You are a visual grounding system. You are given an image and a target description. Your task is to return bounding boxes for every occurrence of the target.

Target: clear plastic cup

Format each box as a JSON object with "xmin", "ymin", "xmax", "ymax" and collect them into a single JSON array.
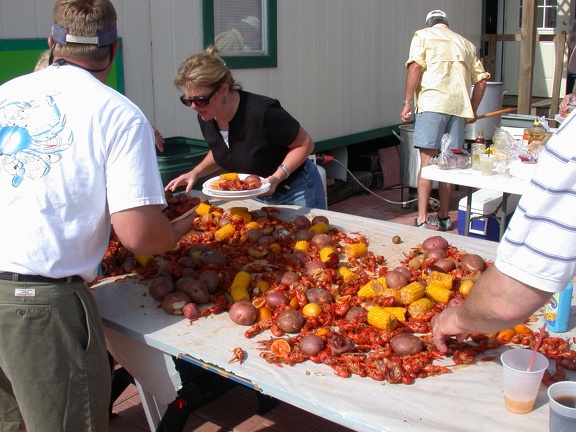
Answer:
[
  {"xmin": 471, "ymin": 143, "xmax": 486, "ymax": 170},
  {"xmin": 501, "ymin": 349, "xmax": 549, "ymax": 414},
  {"xmin": 548, "ymin": 381, "xmax": 576, "ymax": 431},
  {"xmin": 480, "ymin": 154, "xmax": 495, "ymax": 176}
]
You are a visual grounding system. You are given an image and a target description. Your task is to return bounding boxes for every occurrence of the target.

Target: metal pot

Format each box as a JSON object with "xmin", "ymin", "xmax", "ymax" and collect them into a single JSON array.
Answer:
[{"xmin": 464, "ymin": 82, "xmax": 507, "ymax": 141}]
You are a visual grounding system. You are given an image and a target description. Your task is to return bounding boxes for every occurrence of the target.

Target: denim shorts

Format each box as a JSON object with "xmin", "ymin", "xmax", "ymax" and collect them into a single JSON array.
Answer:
[
  {"xmin": 413, "ymin": 112, "xmax": 465, "ymax": 150},
  {"xmin": 256, "ymin": 158, "xmax": 327, "ymax": 209},
  {"xmin": 0, "ymin": 280, "xmax": 110, "ymax": 431}
]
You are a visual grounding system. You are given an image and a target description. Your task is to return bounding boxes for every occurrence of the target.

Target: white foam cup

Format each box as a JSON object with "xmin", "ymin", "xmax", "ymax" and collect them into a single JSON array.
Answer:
[{"xmin": 548, "ymin": 381, "xmax": 576, "ymax": 431}]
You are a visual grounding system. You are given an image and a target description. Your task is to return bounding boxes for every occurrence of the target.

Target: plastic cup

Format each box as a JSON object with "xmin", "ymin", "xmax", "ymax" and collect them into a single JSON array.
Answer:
[
  {"xmin": 471, "ymin": 143, "xmax": 486, "ymax": 170},
  {"xmin": 501, "ymin": 349, "xmax": 549, "ymax": 414},
  {"xmin": 480, "ymin": 154, "xmax": 495, "ymax": 176},
  {"xmin": 548, "ymin": 381, "xmax": 576, "ymax": 431}
]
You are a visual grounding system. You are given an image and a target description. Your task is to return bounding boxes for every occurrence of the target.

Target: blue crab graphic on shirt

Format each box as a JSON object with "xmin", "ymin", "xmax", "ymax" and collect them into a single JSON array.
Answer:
[{"xmin": 0, "ymin": 95, "xmax": 72, "ymax": 187}]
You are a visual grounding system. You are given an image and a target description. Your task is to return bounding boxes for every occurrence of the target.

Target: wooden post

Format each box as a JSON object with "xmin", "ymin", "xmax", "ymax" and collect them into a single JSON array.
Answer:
[
  {"xmin": 517, "ymin": 0, "xmax": 537, "ymax": 115},
  {"xmin": 551, "ymin": 32, "xmax": 567, "ymax": 118}
]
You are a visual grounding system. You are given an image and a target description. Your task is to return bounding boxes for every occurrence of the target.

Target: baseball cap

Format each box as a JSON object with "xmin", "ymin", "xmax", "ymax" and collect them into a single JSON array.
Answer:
[
  {"xmin": 426, "ymin": 10, "xmax": 448, "ymax": 22},
  {"xmin": 241, "ymin": 16, "xmax": 261, "ymax": 35}
]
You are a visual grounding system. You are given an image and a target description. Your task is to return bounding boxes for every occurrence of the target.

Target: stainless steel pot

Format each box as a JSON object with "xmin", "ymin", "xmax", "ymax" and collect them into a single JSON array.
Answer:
[{"xmin": 464, "ymin": 82, "xmax": 507, "ymax": 141}]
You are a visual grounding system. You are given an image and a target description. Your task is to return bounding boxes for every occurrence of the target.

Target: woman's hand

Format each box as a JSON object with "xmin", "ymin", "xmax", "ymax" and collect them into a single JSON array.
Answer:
[
  {"xmin": 164, "ymin": 170, "xmax": 198, "ymax": 193},
  {"xmin": 260, "ymin": 174, "xmax": 282, "ymax": 196}
]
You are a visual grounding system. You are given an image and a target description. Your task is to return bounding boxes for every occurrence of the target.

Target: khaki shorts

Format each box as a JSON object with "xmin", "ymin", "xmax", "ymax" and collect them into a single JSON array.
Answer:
[{"xmin": 0, "ymin": 280, "xmax": 110, "ymax": 432}]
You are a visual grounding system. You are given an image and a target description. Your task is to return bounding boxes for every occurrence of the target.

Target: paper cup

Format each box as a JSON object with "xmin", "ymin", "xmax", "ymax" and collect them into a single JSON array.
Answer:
[
  {"xmin": 501, "ymin": 349, "xmax": 549, "ymax": 414},
  {"xmin": 548, "ymin": 381, "xmax": 576, "ymax": 431},
  {"xmin": 480, "ymin": 154, "xmax": 495, "ymax": 176}
]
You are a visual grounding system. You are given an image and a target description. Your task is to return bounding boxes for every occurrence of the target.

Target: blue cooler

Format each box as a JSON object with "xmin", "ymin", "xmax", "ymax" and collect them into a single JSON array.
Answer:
[{"xmin": 457, "ymin": 189, "xmax": 520, "ymax": 242}]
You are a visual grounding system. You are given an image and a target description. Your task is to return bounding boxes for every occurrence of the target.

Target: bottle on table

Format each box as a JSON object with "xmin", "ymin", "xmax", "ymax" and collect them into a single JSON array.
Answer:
[
  {"xmin": 474, "ymin": 131, "xmax": 486, "ymax": 144},
  {"xmin": 522, "ymin": 121, "xmax": 546, "ymax": 150},
  {"xmin": 471, "ymin": 131, "xmax": 486, "ymax": 170}
]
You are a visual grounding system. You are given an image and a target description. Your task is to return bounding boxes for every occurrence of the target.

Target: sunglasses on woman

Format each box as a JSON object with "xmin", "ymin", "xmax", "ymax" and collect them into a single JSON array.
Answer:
[{"xmin": 180, "ymin": 87, "xmax": 219, "ymax": 108}]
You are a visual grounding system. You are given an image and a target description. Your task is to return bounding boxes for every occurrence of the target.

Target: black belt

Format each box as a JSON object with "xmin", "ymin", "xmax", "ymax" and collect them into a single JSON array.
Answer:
[{"xmin": 0, "ymin": 272, "xmax": 83, "ymax": 284}]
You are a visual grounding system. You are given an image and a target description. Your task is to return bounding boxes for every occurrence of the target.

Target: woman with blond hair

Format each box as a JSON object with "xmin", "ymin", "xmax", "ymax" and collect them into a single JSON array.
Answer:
[{"xmin": 165, "ymin": 45, "xmax": 326, "ymax": 209}]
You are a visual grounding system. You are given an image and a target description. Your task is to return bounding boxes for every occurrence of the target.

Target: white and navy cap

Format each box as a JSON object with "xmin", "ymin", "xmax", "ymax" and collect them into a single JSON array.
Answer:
[
  {"xmin": 51, "ymin": 24, "xmax": 117, "ymax": 47},
  {"xmin": 425, "ymin": 10, "xmax": 448, "ymax": 23}
]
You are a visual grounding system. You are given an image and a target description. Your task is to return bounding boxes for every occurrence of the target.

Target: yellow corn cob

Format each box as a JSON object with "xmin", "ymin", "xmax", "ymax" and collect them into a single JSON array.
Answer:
[
  {"xmin": 381, "ymin": 307, "xmax": 407, "ymax": 324},
  {"xmin": 344, "ymin": 243, "xmax": 368, "ymax": 258},
  {"xmin": 380, "ymin": 288, "xmax": 401, "ymax": 303},
  {"xmin": 399, "ymin": 281, "xmax": 425, "ymax": 305},
  {"xmin": 367, "ymin": 306, "xmax": 398, "ymax": 331},
  {"xmin": 426, "ymin": 271, "xmax": 454, "ymax": 289},
  {"xmin": 232, "ymin": 211, "xmax": 252, "ymax": 223},
  {"xmin": 357, "ymin": 277, "xmax": 387, "ymax": 297},
  {"xmin": 459, "ymin": 279, "xmax": 474, "ymax": 296},
  {"xmin": 254, "ymin": 279, "xmax": 270, "ymax": 294},
  {"xmin": 293, "ymin": 240, "xmax": 310, "ymax": 253},
  {"xmin": 220, "ymin": 172, "xmax": 239, "ymax": 180},
  {"xmin": 214, "ymin": 224, "xmax": 235, "ymax": 241},
  {"xmin": 268, "ymin": 243, "xmax": 281, "ymax": 253},
  {"xmin": 212, "ymin": 210, "xmax": 222, "ymax": 217},
  {"xmin": 407, "ymin": 297, "xmax": 436, "ymax": 319},
  {"xmin": 309, "ymin": 221, "xmax": 329, "ymax": 235},
  {"xmin": 195, "ymin": 202, "xmax": 212, "ymax": 216},
  {"xmin": 135, "ymin": 255, "xmax": 155, "ymax": 268},
  {"xmin": 338, "ymin": 266, "xmax": 357, "ymax": 283},
  {"xmin": 425, "ymin": 281, "xmax": 452, "ymax": 304},
  {"xmin": 229, "ymin": 206, "xmax": 249, "ymax": 215},
  {"xmin": 230, "ymin": 270, "xmax": 251, "ymax": 302},
  {"xmin": 319, "ymin": 246, "xmax": 338, "ymax": 262},
  {"xmin": 245, "ymin": 221, "xmax": 260, "ymax": 230}
]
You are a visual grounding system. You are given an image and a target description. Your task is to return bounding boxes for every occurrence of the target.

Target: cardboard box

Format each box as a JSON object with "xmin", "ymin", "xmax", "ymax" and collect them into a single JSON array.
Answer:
[{"xmin": 457, "ymin": 189, "xmax": 520, "ymax": 241}]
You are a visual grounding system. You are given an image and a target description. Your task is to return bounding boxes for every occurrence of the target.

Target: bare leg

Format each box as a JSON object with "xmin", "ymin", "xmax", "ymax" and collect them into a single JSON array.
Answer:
[
  {"xmin": 437, "ymin": 181, "xmax": 453, "ymax": 220},
  {"xmin": 416, "ymin": 149, "xmax": 438, "ymax": 225}
]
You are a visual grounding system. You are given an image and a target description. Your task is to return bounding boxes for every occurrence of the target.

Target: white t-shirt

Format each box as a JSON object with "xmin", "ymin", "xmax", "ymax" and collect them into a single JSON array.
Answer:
[{"xmin": 0, "ymin": 64, "xmax": 166, "ymax": 281}]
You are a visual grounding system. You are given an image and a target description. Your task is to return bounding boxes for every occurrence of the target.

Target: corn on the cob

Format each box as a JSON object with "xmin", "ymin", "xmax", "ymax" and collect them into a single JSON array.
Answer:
[
  {"xmin": 232, "ymin": 211, "xmax": 252, "ymax": 223},
  {"xmin": 407, "ymin": 297, "xmax": 436, "ymax": 319},
  {"xmin": 220, "ymin": 172, "xmax": 239, "ymax": 180},
  {"xmin": 381, "ymin": 307, "xmax": 407, "ymax": 323},
  {"xmin": 399, "ymin": 281, "xmax": 425, "ymax": 305},
  {"xmin": 309, "ymin": 221, "xmax": 329, "ymax": 235},
  {"xmin": 230, "ymin": 270, "xmax": 251, "ymax": 302},
  {"xmin": 228, "ymin": 206, "xmax": 249, "ymax": 215},
  {"xmin": 357, "ymin": 277, "xmax": 387, "ymax": 298},
  {"xmin": 319, "ymin": 246, "xmax": 338, "ymax": 262},
  {"xmin": 344, "ymin": 243, "xmax": 368, "ymax": 258},
  {"xmin": 254, "ymin": 279, "xmax": 270, "ymax": 294},
  {"xmin": 459, "ymin": 280, "xmax": 474, "ymax": 296},
  {"xmin": 380, "ymin": 288, "xmax": 402, "ymax": 303},
  {"xmin": 245, "ymin": 221, "xmax": 260, "ymax": 230},
  {"xmin": 338, "ymin": 266, "xmax": 357, "ymax": 283},
  {"xmin": 293, "ymin": 240, "xmax": 310, "ymax": 253},
  {"xmin": 367, "ymin": 306, "xmax": 398, "ymax": 330},
  {"xmin": 214, "ymin": 224, "xmax": 235, "ymax": 241},
  {"xmin": 426, "ymin": 271, "xmax": 454, "ymax": 289},
  {"xmin": 195, "ymin": 202, "xmax": 212, "ymax": 216},
  {"xmin": 425, "ymin": 281, "xmax": 452, "ymax": 304},
  {"xmin": 135, "ymin": 255, "xmax": 155, "ymax": 268}
]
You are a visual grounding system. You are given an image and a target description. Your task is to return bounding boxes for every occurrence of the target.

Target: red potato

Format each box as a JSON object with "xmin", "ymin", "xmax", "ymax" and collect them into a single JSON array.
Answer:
[
  {"xmin": 245, "ymin": 174, "xmax": 262, "ymax": 187},
  {"xmin": 311, "ymin": 215, "xmax": 329, "ymax": 225},
  {"xmin": 218, "ymin": 217, "xmax": 232, "ymax": 227},
  {"xmin": 179, "ymin": 279, "xmax": 210, "ymax": 304},
  {"xmin": 393, "ymin": 266, "xmax": 413, "ymax": 279},
  {"xmin": 278, "ymin": 271, "xmax": 299, "ymax": 285},
  {"xmin": 299, "ymin": 334, "xmax": 325, "ymax": 356},
  {"xmin": 311, "ymin": 234, "xmax": 331, "ymax": 246},
  {"xmin": 434, "ymin": 258, "xmax": 456, "ymax": 272},
  {"xmin": 181, "ymin": 267, "xmax": 196, "ymax": 278},
  {"xmin": 426, "ymin": 248, "xmax": 446, "ymax": 261},
  {"xmin": 385, "ymin": 270, "xmax": 409, "ymax": 289},
  {"xmin": 246, "ymin": 227, "xmax": 263, "ymax": 243},
  {"xmin": 295, "ymin": 229, "xmax": 314, "ymax": 241},
  {"xmin": 199, "ymin": 250, "xmax": 227, "ymax": 266},
  {"xmin": 306, "ymin": 260, "xmax": 326, "ymax": 276},
  {"xmin": 422, "ymin": 235, "xmax": 449, "ymax": 251},
  {"xmin": 305, "ymin": 287, "xmax": 334, "ymax": 304},
  {"xmin": 162, "ymin": 292, "xmax": 191, "ymax": 315},
  {"xmin": 228, "ymin": 301, "xmax": 258, "ymax": 326},
  {"xmin": 148, "ymin": 276, "xmax": 175, "ymax": 301},
  {"xmin": 293, "ymin": 215, "xmax": 312, "ymax": 229},
  {"xmin": 276, "ymin": 309, "xmax": 305, "ymax": 333},
  {"xmin": 198, "ymin": 270, "xmax": 220, "ymax": 294},
  {"xmin": 460, "ymin": 254, "xmax": 486, "ymax": 273},
  {"xmin": 122, "ymin": 256, "xmax": 138, "ymax": 273},
  {"xmin": 177, "ymin": 256, "xmax": 198, "ymax": 269},
  {"xmin": 265, "ymin": 292, "xmax": 290, "ymax": 308},
  {"xmin": 175, "ymin": 276, "xmax": 194, "ymax": 292},
  {"xmin": 345, "ymin": 306, "xmax": 367, "ymax": 321},
  {"xmin": 182, "ymin": 303, "xmax": 201, "ymax": 320},
  {"xmin": 390, "ymin": 333, "xmax": 424, "ymax": 356}
]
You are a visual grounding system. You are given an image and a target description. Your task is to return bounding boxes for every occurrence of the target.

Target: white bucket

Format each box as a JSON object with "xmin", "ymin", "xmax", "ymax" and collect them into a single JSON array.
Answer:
[{"xmin": 465, "ymin": 82, "xmax": 505, "ymax": 141}]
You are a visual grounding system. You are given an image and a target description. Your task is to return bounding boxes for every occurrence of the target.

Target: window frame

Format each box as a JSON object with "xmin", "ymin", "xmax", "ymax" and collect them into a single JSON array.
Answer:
[
  {"xmin": 202, "ymin": 0, "xmax": 277, "ymax": 69},
  {"xmin": 518, "ymin": 0, "xmax": 557, "ymax": 31}
]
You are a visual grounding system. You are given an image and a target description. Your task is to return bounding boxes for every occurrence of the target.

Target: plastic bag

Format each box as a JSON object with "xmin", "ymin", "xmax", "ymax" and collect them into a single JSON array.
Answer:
[{"xmin": 429, "ymin": 133, "xmax": 470, "ymax": 170}]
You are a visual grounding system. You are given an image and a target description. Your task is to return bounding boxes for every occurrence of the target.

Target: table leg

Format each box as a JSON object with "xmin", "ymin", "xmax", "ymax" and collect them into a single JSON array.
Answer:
[
  {"xmin": 464, "ymin": 187, "xmax": 473, "ymax": 236},
  {"xmin": 500, "ymin": 193, "xmax": 509, "ymax": 241}
]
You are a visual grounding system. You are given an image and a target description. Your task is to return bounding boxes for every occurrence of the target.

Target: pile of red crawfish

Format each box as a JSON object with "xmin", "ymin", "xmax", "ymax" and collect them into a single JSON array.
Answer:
[{"xmin": 97, "ymin": 192, "xmax": 576, "ymax": 385}]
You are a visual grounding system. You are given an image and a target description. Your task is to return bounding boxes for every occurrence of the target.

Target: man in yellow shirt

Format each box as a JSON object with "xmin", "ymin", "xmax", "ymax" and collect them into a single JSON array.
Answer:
[{"xmin": 400, "ymin": 10, "xmax": 490, "ymax": 230}]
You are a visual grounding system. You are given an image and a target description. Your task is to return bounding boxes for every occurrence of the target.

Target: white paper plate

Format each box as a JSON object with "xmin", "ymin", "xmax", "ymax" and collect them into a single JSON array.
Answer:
[
  {"xmin": 202, "ymin": 174, "xmax": 270, "ymax": 197},
  {"xmin": 202, "ymin": 187, "xmax": 267, "ymax": 200}
]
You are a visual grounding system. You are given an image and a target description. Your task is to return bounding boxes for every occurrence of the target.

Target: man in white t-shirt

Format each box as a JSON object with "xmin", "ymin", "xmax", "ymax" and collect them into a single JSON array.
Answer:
[{"xmin": 0, "ymin": 1, "xmax": 194, "ymax": 430}]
